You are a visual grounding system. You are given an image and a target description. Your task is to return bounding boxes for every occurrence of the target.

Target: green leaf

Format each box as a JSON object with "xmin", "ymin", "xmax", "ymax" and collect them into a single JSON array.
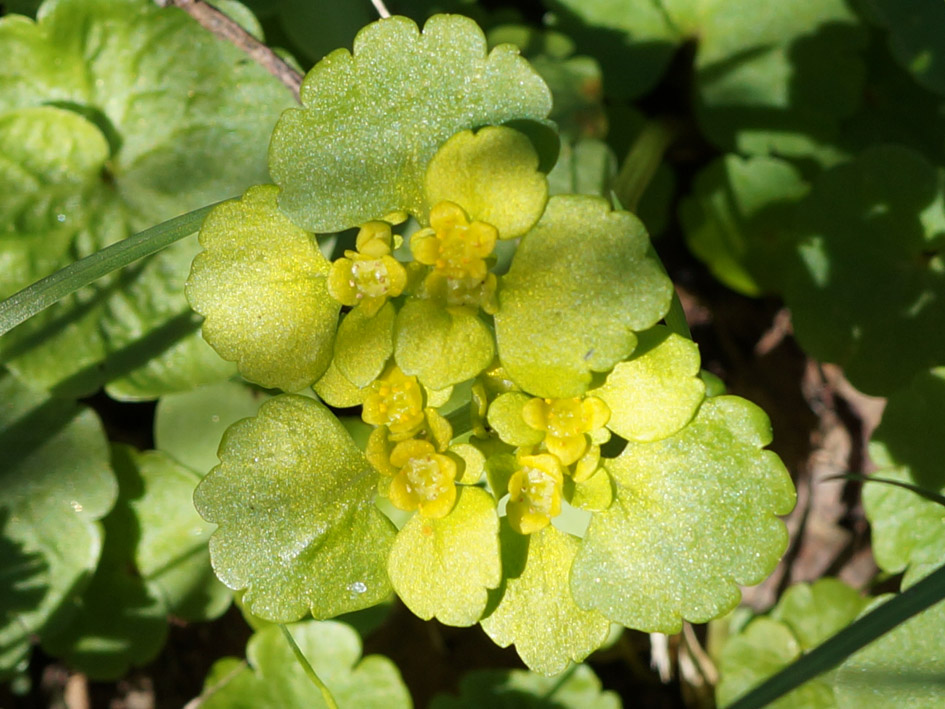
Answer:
[
  {"xmin": 424, "ymin": 126, "xmax": 548, "ymax": 238},
  {"xmin": 269, "ymin": 14, "xmax": 552, "ymax": 232},
  {"xmin": 566, "ymin": 467, "xmax": 614, "ymax": 512},
  {"xmin": 863, "ymin": 368, "xmax": 945, "ymax": 574},
  {"xmin": 199, "ymin": 620, "xmax": 412, "ymax": 709},
  {"xmin": 0, "ymin": 0, "xmax": 294, "ymax": 398},
  {"xmin": 0, "ymin": 370, "xmax": 116, "ymax": 675},
  {"xmin": 335, "ymin": 302, "xmax": 396, "ymax": 388},
  {"xmin": 387, "ymin": 486, "xmax": 500, "ymax": 626},
  {"xmin": 495, "ymin": 194, "xmax": 672, "ymax": 398},
  {"xmin": 193, "ymin": 395, "xmax": 396, "ymax": 621},
  {"xmin": 834, "ymin": 565, "xmax": 945, "ymax": 709},
  {"xmin": 591, "ymin": 325, "xmax": 705, "ymax": 442},
  {"xmin": 187, "ymin": 185, "xmax": 340, "ymax": 393},
  {"xmin": 571, "ymin": 396, "xmax": 794, "ymax": 631},
  {"xmin": 128, "ymin": 449, "xmax": 231, "ymax": 621},
  {"xmin": 785, "ymin": 146, "xmax": 945, "ymax": 395},
  {"xmin": 430, "ymin": 664, "xmax": 620, "ymax": 708},
  {"xmin": 394, "ymin": 299, "xmax": 494, "ymax": 391},
  {"xmin": 154, "ymin": 379, "xmax": 270, "ymax": 476},
  {"xmin": 679, "ymin": 154, "xmax": 809, "ymax": 296},
  {"xmin": 547, "ymin": 139, "xmax": 617, "ymax": 199},
  {"xmin": 487, "ymin": 392, "xmax": 545, "ymax": 447},
  {"xmin": 865, "ymin": 0, "xmax": 945, "ymax": 96},
  {"xmin": 480, "ymin": 523, "xmax": 610, "ymax": 675},
  {"xmin": 315, "ymin": 359, "xmax": 365, "ymax": 408}
]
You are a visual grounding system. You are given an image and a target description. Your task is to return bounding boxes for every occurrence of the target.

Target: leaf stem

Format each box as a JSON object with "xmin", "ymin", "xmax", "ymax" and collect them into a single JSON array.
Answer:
[
  {"xmin": 727, "ymin": 562, "xmax": 945, "ymax": 709},
  {"xmin": 370, "ymin": 0, "xmax": 392, "ymax": 18},
  {"xmin": 0, "ymin": 202, "xmax": 222, "ymax": 339},
  {"xmin": 613, "ymin": 119, "xmax": 678, "ymax": 213},
  {"xmin": 279, "ymin": 624, "xmax": 339, "ymax": 709}
]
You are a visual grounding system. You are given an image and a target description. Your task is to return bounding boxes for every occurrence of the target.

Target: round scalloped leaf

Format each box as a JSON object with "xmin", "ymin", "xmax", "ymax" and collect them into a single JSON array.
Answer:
[
  {"xmin": 495, "ymin": 195, "xmax": 672, "ymax": 398},
  {"xmin": 0, "ymin": 371, "xmax": 116, "ymax": 675},
  {"xmin": 591, "ymin": 325, "xmax": 705, "ymax": 442},
  {"xmin": 128, "ymin": 449, "xmax": 231, "ymax": 621},
  {"xmin": 430, "ymin": 664, "xmax": 620, "ymax": 709},
  {"xmin": 834, "ymin": 565, "xmax": 945, "ymax": 709},
  {"xmin": 770, "ymin": 578, "xmax": 869, "ymax": 652},
  {"xmin": 387, "ymin": 486, "xmax": 501, "ymax": 626},
  {"xmin": 785, "ymin": 146, "xmax": 945, "ymax": 396},
  {"xmin": 571, "ymin": 396, "xmax": 794, "ymax": 632},
  {"xmin": 863, "ymin": 368, "xmax": 945, "ymax": 574},
  {"xmin": 193, "ymin": 395, "xmax": 396, "ymax": 621},
  {"xmin": 269, "ymin": 14, "xmax": 552, "ymax": 232},
  {"xmin": 154, "ymin": 379, "xmax": 269, "ymax": 476},
  {"xmin": 394, "ymin": 299, "xmax": 495, "ymax": 391},
  {"xmin": 199, "ymin": 620, "xmax": 411, "ymax": 709},
  {"xmin": 679, "ymin": 154, "xmax": 809, "ymax": 296},
  {"xmin": 480, "ymin": 523, "xmax": 610, "ymax": 675},
  {"xmin": 424, "ymin": 126, "xmax": 548, "ymax": 238},
  {"xmin": 0, "ymin": 0, "xmax": 293, "ymax": 398},
  {"xmin": 865, "ymin": 0, "xmax": 945, "ymax": 96},
  {"xmin": 187, "ymin": 185, "xmax": 340, "ymax": 393},
  {"xmin": 334, "ymin": 302, "xmax": 396, "ymax": 388}
]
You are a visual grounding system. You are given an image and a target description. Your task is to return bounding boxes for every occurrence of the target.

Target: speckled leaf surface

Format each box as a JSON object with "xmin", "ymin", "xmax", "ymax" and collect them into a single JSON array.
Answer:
[
  {"xmin": 863, "ymin": 368, "xmax": 945, "ymax": 574},
  {"xmin": 187, "ymin": 185, "xmax": 339, "ymax": 393},
  {"xmin": 785, "ymin": 146, "xmax": 945, "ymax": 396},
  {"xmin": 387, "ymin": 486, "xmax": 500, "ymax": 626},
  {"xmin": 431, "ymin": 664, "xmax": 621, "ymax": 708},
  {"xmin": 571, "ymin": 396, "xmax": 795, "ymax": 631},
  {"xmin": 193, "ymin": 395, "xmax": 396, "ymax": 621},
  {"xmin": 0, "ymin": 0, "xmax": 293, "ymax": 398},
  {"xmin": 495, "ymin": 195, "xmax": 672, "ymax": 398},
  {"xmin": 591, "ymin": 326, "xmax": 705, "ymax": 442},
  {"xmin": 335, "ymin": 302, "xmax": 396, "ymax": 388},
  {"xmin": 199, "ymin": 620, "xmax": 412, "ymax": 709},
  {"xmin": 480, "ymin": 524, "xmax": 610, "ymax": 675},
  {"xmin": 394, "ymin": 299, "xmax": 495, "ymax": 391},
  {"xmin": 0, "ymin": 371, "xmax": 116, "ymax": 676},
  {"xmin": 270, "ymin": 13, "xmax": 552, "ymax": 232}
]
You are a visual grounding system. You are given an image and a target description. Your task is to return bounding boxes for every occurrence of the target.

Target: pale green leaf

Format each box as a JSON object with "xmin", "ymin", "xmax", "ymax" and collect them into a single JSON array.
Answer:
[
  {"xmin": 495, "ymin": 195, "xmax": 672, "ymax": 398},
  {"xmin": 194, "ymin": 395, "xmax": 396, "ymax": 621},
  {"xmin": 187, "ymin": 185, "xmax": 340, "ymax": 393},
  {"xmin": 547, "ymin": 138, "xmax": 618, "ymax": 198},
  {"xmin": 315, "ymin": 359, "xmax": 365, "ymax": 408},
  {"xmin": 199, "ymin": 620, "xmax": 412, "ymax": 709},
  {"xmin": 571, "ymin": 396, "xmax": 795, "ymax": 631},
  {"xmin": 487, "ymin": 392, "xmax": 545, "ymax": 447},
  {"xmin": 481, "ymin": 524, "xmax": 611, "ymax": 675},
  {"xmin": 566, "ymin": 467, "xmax": 614, "ymax": 512},
  {"xmin": 394, "ymin": 299, "xmax": 494, "ymax": 391},
  {"xmin": 388, "ymin": 486, "xmax": 501, "ymax": 626},
  {"xmin": 334, "ymin": 302, "xmax": 396, "ymax": 388},
  {"xmin": 592, "ymin": 325, "xmax": 705, "ymax": 442},
  {"xmin": 270, "ymin": 14, "xmax": 552, "ymax": 231}
]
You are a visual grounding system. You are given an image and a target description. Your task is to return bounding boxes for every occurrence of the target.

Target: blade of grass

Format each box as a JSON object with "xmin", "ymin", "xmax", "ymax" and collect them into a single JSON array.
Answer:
[
  {"xmin": 824, "ymin": 473, "xmax": 945, "ymax": 508},
  {"xmin": 727, "ymin": 562, "xmax": 945, "ymax": 709},
  {"xmin": 0, "ymin": 201, "xmax": 224, "ymax": 338}
]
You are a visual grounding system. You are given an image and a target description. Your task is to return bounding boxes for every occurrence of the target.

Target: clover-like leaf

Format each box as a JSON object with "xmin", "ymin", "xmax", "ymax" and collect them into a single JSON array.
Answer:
[
  {"xmin": 194, "ymin": 395, "xmax": 396, "ymax": 621},
  {"xmin": 785, "ymin": 146, "xmax": 945, "ymax": 396},
  {"xmin": 424, "ymin": 126, "xmax": 548, "ymax": 238},
  {"xmin": 571, "ymin": 396, "xmax": 795, "ymax": 631},
  {"xmin": 0, "ymin": 370, "xmax": 116, "ymax": 676},
  {"xmin": 198, "ymin": 620, "xmax": 411, "ymax": 709},
  {"xmin": 592, "ymin": 325, "xmax": 705, "ymax": 442},
  {"xmin": 679, "ymin": 154, "xmax": 809, "ymax": 296},
  {"xmin": 334, "ymin": 302, "xmax": 396, "ymax": 388},
  {"xmin": 834, "ymin": 565, "xmax": 945, "ymax": 709},
  {"xmin": 430, "ymin": 664, "xmax": 620, "ymax": 709},
  {"xmin": 480, "ymin": 523, "xmax": 610, "ymax": 675},
  {"xmin": 269, "ymin": 13, "xmax": 552, "ymax": 232},
  {"xmin": 496, "ymin": 194, "xmax": 672, "ymax": 398},
  {"xmin": 394, "ymin": 299, "xmax": 495, "ymax": 391},
  {"xmin": 0, "ymin": 0, "xmax": 293, "ymax": 398},
  {"xmin": 187, "ymin": 185, "xmax": 340, "ymax": 393},
  {"xmin": 387, "ymin": 486, "xmax": 501, "ymax": 626},
  {"xmin": 862, "ymin": 368, "xmax": 945, "ymax": 574}
]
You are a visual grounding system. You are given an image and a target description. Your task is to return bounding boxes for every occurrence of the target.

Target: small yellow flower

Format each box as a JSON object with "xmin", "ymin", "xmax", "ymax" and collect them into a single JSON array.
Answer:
[
  {"xmin": 361, "ymin": 365, "xmax": 425, "ymax": 439},
  {"xmin": 521, "ymin": 396, "xmax": 611, "ymax": 466},
  {"xmin": 328, "ymin": 221, "xmax": 407, "ymax": 316},
  {"xmin": 506, "ymin": 453, "xmax": 564, "ymax": 535},
  {"xmin": 411, "ymin": 201, "xmax": 498, "ymax": 311},
  {"xmin": 388, "ymin": 438, "xmax": 458, "ymax": 518}
]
